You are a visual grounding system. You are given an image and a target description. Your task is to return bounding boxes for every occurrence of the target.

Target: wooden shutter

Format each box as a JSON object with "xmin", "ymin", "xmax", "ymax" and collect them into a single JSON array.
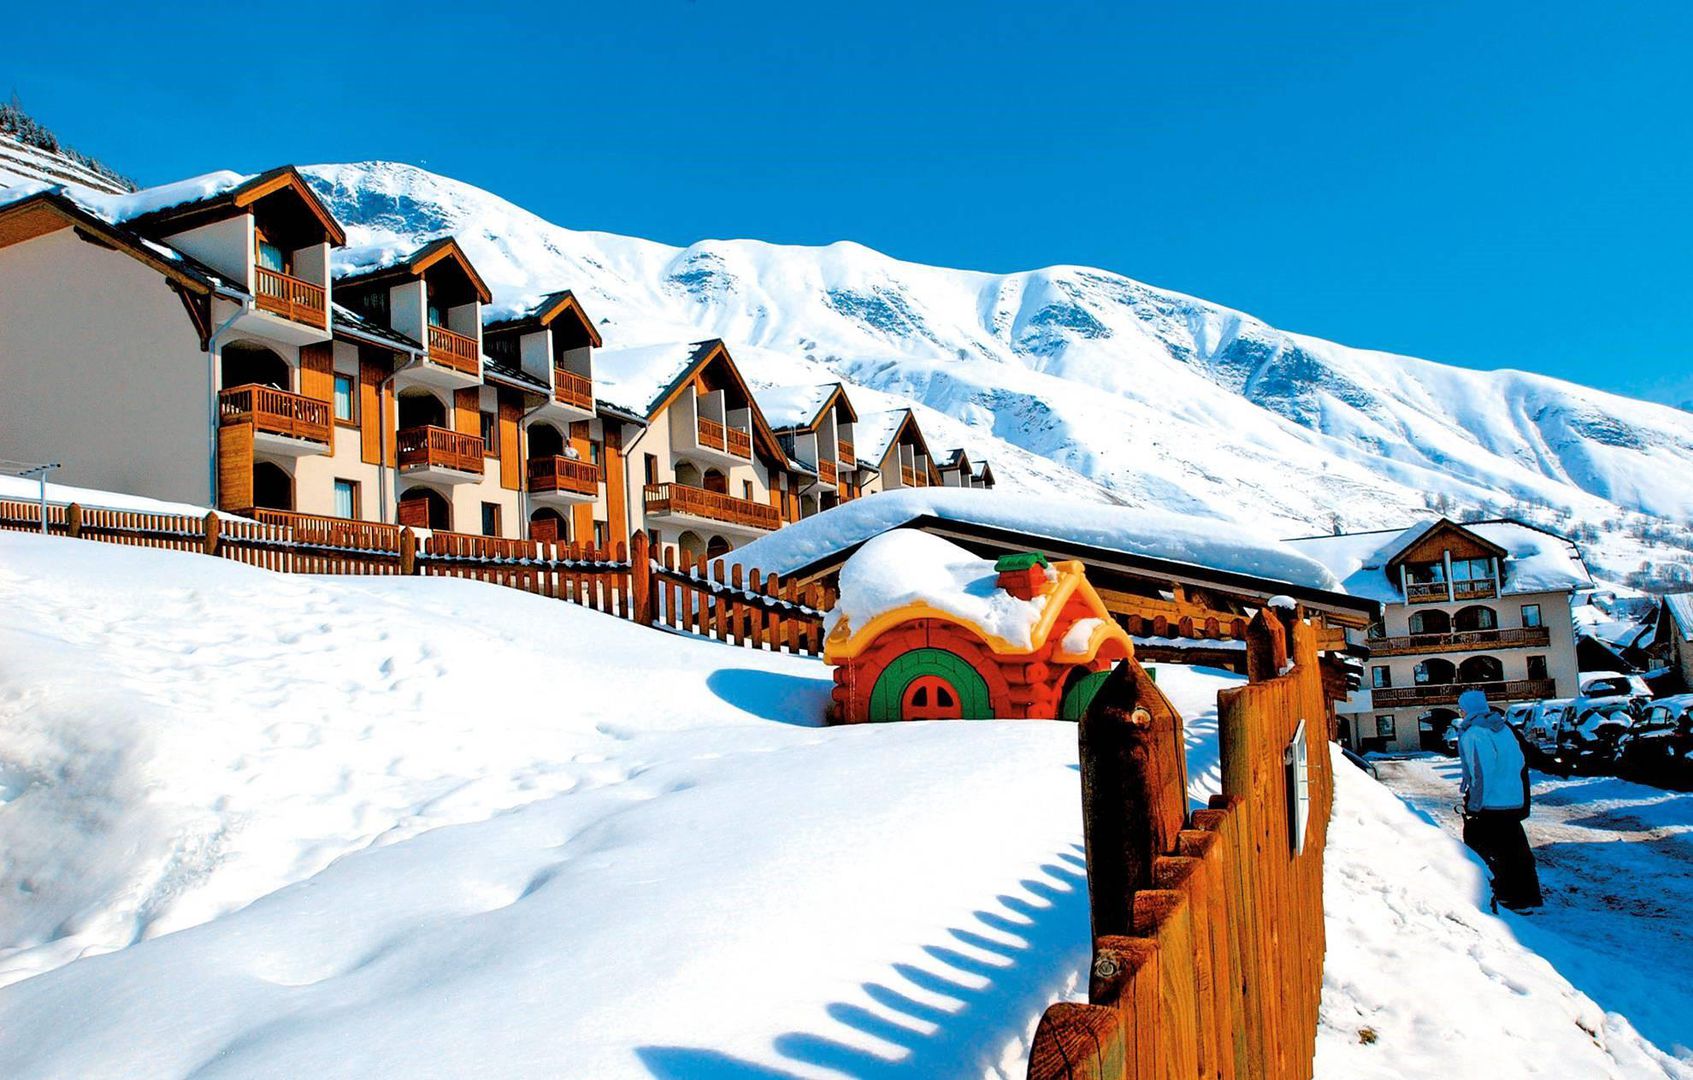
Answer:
[
  {"xmin": 603, "ymin": 424, "xmax": 628, "ymax": 550},
  {"xmin": 217, "ymin": 424, "xmax": 253, "ymax": 512},
  {"xmin": 299, "ymin": 342, "xmax": 334, "ymax": 403},
  {"xmin": 499, "ymin": 391, "xmax": 522, "ymax": 490},
  {"xmin": 455, "ymin": 387, "xmax": 481, "ymax": 436},
  {"xmin": 359, "ymin": 350, "xmax": 392, "ymax": 465}
]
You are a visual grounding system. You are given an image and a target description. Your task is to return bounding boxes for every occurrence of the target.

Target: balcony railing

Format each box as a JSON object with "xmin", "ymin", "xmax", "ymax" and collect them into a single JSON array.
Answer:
[
  {"xmin": 1369, "ymin": 625, "xmax": 1552, "ymax": 657},
  {"xmin": 427, "ymin": 325, "xmax": 480, "ymax": 375},
  {"xmin": 696, "ymin": 417, "xmax": 752, "ymax": 458},
  {"xmin": 553, "ymin": 367, "xmax": 593, "ymax": 410},
  {"xmin": 818, "ymin": 459, "xmax": 837, "ymax": 486},
  {"xmin": 643, "ymin": 482, "xmax": 780, "ymax": 531},
  {"xmin": 697, "ymin": 416, "xmax": 726, "ymax": 451},
  {"xmin": 726, "ymin": 426, "xmax": 751, "ymax": 459},
  {"xmin": 838, "ymin": 439, "xmax": 854, "ymax": 465},
  {"xmin": 254, "ymin": 267, "xmax": 327, "ymax": 328},
  {"xmin": 1372, "ymin": 678, "xmax": 1557, "ymax": 709},
  {"xmin": 527, "ymin": 455, "xmax": 600, "ymax": 496},
  {"xmin": 1404, "ymin": 582, "xmax": 1449, "ymax": 604},
  {"xmin": 219, "ymin": 384, "xmax": 331, "ymax": 444},
  {"xmin": 397, "ymin": 425, "xmax": 484, "ymax": 474},
  {"xmin": 1453, "ymin": 579, "xmax": 1498, "ymax": 601},
  {"xmin": 900, "ymin": 466, "xmax": 917, "ymax": 486}
]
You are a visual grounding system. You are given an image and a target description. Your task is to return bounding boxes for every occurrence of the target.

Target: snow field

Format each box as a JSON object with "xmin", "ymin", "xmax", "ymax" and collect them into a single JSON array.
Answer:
[{"xmin": 0, "ymin": 529, "xmax": 1684, "ymax": 1077}]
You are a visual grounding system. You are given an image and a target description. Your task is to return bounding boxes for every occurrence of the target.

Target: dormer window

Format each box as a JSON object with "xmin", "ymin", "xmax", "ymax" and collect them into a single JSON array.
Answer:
[
  {"xmin": 427, "ymin": 301, "xmax": 445, "ymax": 328},
  {"xmin": 1451, "ymin": 557, "xmax": 1494, "ymax": 585}
]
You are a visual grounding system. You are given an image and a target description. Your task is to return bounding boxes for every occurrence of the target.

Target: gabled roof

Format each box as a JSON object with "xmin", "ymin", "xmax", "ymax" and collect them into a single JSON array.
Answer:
[
  {"xmin": 482, "ymin": 289, "xmax": 603, "ymax": 347},
  {"xmin": 595, "ymin": 339, "xmax": 788, "ymax": 466},
  {"xmin": 1381, "ymin": 517, "xmax": 1509, "ymax": 573},
  {"xmin": 972, "ymin": 460, "xmax": 995, "ymax": 484},
  {"xmin": 0, "ymin": 188, "xmax": 237, "ymax": 296},
  {"xmin": 755, "ymin": 382, "xmax": 857, "ymax": 432},
  {"xmin": 333, "ymin": 235, "xmax": 492, "ymax": 303},
  {"xmin": 855, "ymin": 408, "xmax": 934, "ymax": 470},
  {"xmin": 482, "ymin": 357, "xmax": 551, "ymax": 394},
  {"xmin": 331, "ymin": 303, "xmax": 421, "ymax": 353},
  {"xmin": 937, "ymin": 448, "xmax": 971, "ymax": 471},
  {"xmin": 1666, "ymin": 593, "xmax": 1693, "ymax": 643},
  {"xmin": 125, "ymin": 166, "xmax": 348, "ymax": 246},
  {"xmin": 1284, "ymin": 517, "xmax": 1591, "ymax": 604}
]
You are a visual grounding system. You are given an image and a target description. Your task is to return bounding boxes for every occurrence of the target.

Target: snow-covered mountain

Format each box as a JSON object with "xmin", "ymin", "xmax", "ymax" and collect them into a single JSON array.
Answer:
[{"xmin": 296, "ymin": 162, "xmax": 1693, "ymax": 580}]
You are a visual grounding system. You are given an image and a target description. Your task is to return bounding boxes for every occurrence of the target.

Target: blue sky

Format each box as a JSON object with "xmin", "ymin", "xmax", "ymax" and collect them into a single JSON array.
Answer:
[{"xmin": 9, "ymin": 1, "xmax": 1690, "ymax": 406}]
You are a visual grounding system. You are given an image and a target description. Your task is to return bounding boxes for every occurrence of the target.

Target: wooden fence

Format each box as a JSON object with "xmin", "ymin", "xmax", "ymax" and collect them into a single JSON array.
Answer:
[
  {"xmin": 0, "ymin": 500, "xmax": 835, "ymax": 656},
  {"xmin": 1026, "ymin": 606, "xmax": 1332, "ymax": 1080}
]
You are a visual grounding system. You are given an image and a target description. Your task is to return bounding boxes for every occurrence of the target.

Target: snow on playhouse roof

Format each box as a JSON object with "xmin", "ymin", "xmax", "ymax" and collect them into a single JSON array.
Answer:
[
  {"xmin": 822, "ymin": 529, "xmax": 1131, "ymax": 661},
  {"xmin": 1283, "ymin": 518, "xmax": 1592, "ymax": 605},
  {"xmin": 730, "ymin": 488, "xmax": 1344, "ymax": 593}
]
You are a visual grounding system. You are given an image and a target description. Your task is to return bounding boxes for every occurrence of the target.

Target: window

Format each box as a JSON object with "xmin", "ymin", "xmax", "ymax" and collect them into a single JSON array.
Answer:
[
  {"xmin": 333, "ymin": 373, "xmax": 357, "ymax": 424},
  {"xmin": 1405, "ymin": 561, "xmax": 1445, "ymax": 584},
  {"xmin": 1371, "ymin": 666, "xmax": 1392, "ymax": 689},
  {"xmin": 742, "ymin": 480, "xmax": 754, "ymax": 501},
  {"xmin": 256, "ymin": 236, "xmax": 287, "ymax": 273},
  {"xmin": 1526, "ymin": 655, "xmax": 1549, "ymax": 681},
  {"xmin": 1452, "ymin": 557, "xmax": 1494, "ymax": 583},
  {"xmin": 333, "ymin": 479, "xmax": 359, "ymax": 520},
  {"xmin": 644, "ymin": 454, "xmax": 659, "ymax": 485},
  {"xmin": 595, "ymin": 521, "xmax": 608, "ymax": 547},
  {"xmin": 480, "ymin": 411, "xmax": 498, "ymax": 456},
  {"xmin": 481, "ymin": 502, "xmax": 501, "ymax": 537},
  {"xmin": 1521, "ymin": 603, "xmax": 1542, "ymax": 628},
  {"xmin": 589, "ymin": 440, "xmax": 602, "ymax": 466},
  {"xmin": 427, "ymin": 301, "xmax": 445, "ymax": 328},
  {"xmin": 1376, "ymin": 715, "xmax": 1396, "ymax": 738}
]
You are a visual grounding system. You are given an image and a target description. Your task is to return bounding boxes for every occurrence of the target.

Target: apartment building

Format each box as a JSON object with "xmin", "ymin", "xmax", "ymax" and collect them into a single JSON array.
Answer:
[
  {"xmin": 0, "ymin": 167, "xmax": 440, "ymax": 523},
  {"xmin": 593, "ymin": 339, "xmax": 799, "ymax": 561},
  {"xmin": 1287, "ymin": 518, "xmax": 1589, "ymax": 753},
  {"xmin": 854, "ymin": 409, "xmax": 939, "ymax": 494},
  {"xmin": 936, "ymin": 448, "xmax": 995, "ymax": 490},
  {"xmin": 755, "ymin": 382, "xmax": 869, "ymax": 517}
]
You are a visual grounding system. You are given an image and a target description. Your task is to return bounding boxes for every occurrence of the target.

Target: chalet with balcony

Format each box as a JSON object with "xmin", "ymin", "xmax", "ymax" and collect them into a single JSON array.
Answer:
[
  {"xmin": 936, "ymin": 448, "xmax": 996, "ymax": 490},
  {"xmin": 593, "ymin": 340, "xmax": 791, "ymax": 561},
  {"xmin": 334, "ymin": 237, "xmax": 503, "ymax": 533},
  {"xmin": 0, "ymin": 166, "xmax": 435, "ymax": 527},
  {"xmin": 481, "ymin": 290, "xmax": 621, "ymax": 545},
  {"xmin": 755, "ymin": 382, "xmax": 868, "ymax": 517},
  {"xmin": 1286, "ymin": 518, "xmax": 1590, "ymax": 753},
  {"xmin": 855, "ymin": 409, "xmax": 939, "ymax": 494}
]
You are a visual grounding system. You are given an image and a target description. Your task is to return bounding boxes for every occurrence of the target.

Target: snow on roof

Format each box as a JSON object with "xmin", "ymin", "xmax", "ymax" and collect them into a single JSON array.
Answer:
[
  {"xmin": 331, "ymin": 237, "xmax": 433, "ymax": 280},
  {"xmin": 590, "ymin": 341, "xmax": 715, "ymax": 417},
  {"xmin": 729, "ymin": 487, "xmax": 1342, "ymax": 591},
  {"xmin": 853, "ymin": 408, "xmax": 911, "ymax": 466},
  {"xmin": 1666, "ymin": 593, "xmax": 1693, "ymax": 642},
  {"xmin": 0, "ymin": 170, "xmax": 251, "ymax": 225},
  {"xmin": 1284, "ymin": 518, "xmax": 1591, "ymax": 604},
  {"xmin": 828, "ymin": 530, "xmax": 1051, "ymax": 650},
  {"xmin": 753, "ymin": 383, "xmax": 837, "ymax": 431}
]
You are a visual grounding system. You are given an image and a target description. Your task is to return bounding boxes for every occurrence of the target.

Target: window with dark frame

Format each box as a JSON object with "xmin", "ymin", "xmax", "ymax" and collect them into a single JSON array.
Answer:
[
  {"xmin": 481, "ymin": 502, "xmax": 501, "ymax": 537},
  {"xmin": 333, "ymin": 479, "xmax": 359, "ymax": 520},
  {"xmin": 644, "ymin": 454, "xmax": 658, "ymax": 485},
  {"xmin": 480, "ymin": 411, "xmax": 498, "ymax": 456},
  {"xmin": 1376, "ymin": 715, "xmax": 1396, "ymax": 738},
  {"xmin": 1371, "ymin": 666, "xmax": 1392, "ymax": 689},
  {"xmin": 1521, "ymin": 603, "xmax": 1542, "ymax": 628},
  {"xmin": 1526, "ymin": 655, "xmax": 1549, "ymax": 680}
]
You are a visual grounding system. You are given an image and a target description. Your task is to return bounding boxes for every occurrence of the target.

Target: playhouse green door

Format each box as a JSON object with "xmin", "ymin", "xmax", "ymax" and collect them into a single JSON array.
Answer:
[
  {"xmin": 869, "ymin": 648, "xmax": 992, "ymax": 722},
  {"xmin": 1058, "ymin": 669, "xmax": 1112, "ymax": 721}
]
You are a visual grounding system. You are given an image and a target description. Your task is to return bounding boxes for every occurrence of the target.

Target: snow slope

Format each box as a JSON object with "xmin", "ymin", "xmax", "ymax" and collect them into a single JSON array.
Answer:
[
  {"xmin": 291, "ymin": 161, "xmax": 1693, "ymax": 551},
  {"xmin": 1, "ymin": 531, "xmax": 1686, "ymax": 1077}
]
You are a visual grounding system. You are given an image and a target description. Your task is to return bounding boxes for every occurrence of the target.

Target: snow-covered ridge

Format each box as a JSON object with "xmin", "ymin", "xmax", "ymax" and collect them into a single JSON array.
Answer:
[{"xmin": 293, "ymin": 162, "xmax": 1693, "ymax": 550}]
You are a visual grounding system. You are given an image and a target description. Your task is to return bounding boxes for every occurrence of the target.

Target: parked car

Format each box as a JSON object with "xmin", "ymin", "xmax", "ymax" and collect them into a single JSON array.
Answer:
[
  {"xmin": 1340, "ymin": 746, "xmax": 1379, "ymax": 779},
  {"xmin": 1615, "ymin": 696, "xmax": 1693, "ymax": 790},
  {"xmin": 1557, "ymin": 703, "xmax": 1636, "ymax": 773},
  {"xmin": 1572, "ymin": 671, "xmax": 1647, "ymax": 717},
  {"xmin": 1523, "ymin": 698, "xmax": 1572, "ymax": 748}
]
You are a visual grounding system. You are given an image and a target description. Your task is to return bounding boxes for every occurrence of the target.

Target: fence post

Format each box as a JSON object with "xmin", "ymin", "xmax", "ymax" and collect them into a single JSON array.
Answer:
[
  {"xmin": 66, "ymin": 502, "xmax": 82, "ymax": 539},
  {"xmin": 203, "ymin": 512, "xmax": 219, "ymax": 556},
  {"xmin": 399, "ymin": 527, "xmax": 417, "ymax": 576},
  {"xmin": 1244, "ymin": 607, "xmax": 1287, "ymax": 683},
  {"xmin": 1078, "ymin": 657, "xmax": 1189, "ymax": 942},
  {"xmin": 630, "ymin": 530, "xmax": 654, "ymax": 626}
]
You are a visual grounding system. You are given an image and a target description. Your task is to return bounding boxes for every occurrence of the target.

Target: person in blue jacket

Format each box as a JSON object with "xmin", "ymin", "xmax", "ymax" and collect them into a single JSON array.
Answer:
[{"xmin": 1455, "ymin": 689, "xmax": 1544, "ymax": 911}]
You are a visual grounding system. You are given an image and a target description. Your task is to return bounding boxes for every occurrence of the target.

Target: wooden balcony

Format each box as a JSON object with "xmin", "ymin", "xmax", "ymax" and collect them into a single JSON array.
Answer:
[
  {"xmin": 818, "ymin": 459, "xmax": 837, "ymax": 486},
  {"xmin": 1372, "ymin": 678, "xmax": 1557, "ymax": 709},
  {"xmin": 553, "ymin": 367, "xmax": 593, "ymax": 410},
  {"xmin": 1452, "ymin": 579, "xmax": 1498, "ymax": 601},
  {"xmin": 644, "ymin": 482, "xmax": 780, "ymax": 531},
  {"xmin": 900, "ymin": 466, "xmax": 917, "ymax": 486},
  {"xmin": 528, "ymin": 455, "xmax": 600, "ymax": 498},
  {"xmin": 427, "ymin": 325, "xmax": 480, "ymax": 375},
  {"xmin": 696, "ymin": 417, "xmax": 752, "ymax": 459},
  {"xmin": 1369, "ymin": 625, "xmax": 1551, "ymax": 657},
  {"xmin": 1404, "ymin": 582, "xmax": 1449, "ymax": 604},
  {"xmin": 397, "ymin": 425, "xmax": 484, "ymax": 478},
  {"xmin": 838, "ymin": 439, "xmax": 854, "ymax": 465},
  {"xmin": 254, "ymin": 267, "xmax": 327, "ymax": 328},
  {"xmin": 219, "ymin": 384, "xmax": 331, "ymax": 445},
  {"xmin": 726, "ymin": 426, "xmax": 751, "ymax": 459}
]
